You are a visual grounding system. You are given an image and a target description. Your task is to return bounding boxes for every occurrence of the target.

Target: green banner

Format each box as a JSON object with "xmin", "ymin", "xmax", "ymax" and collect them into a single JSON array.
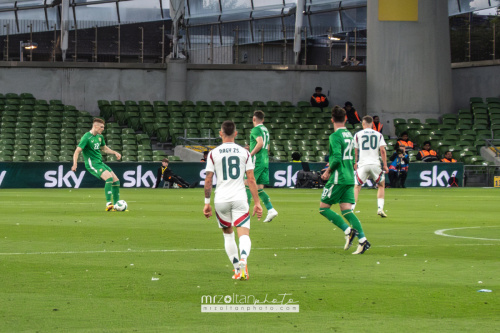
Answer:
[{"xmin": 0, "ymin": 162, "xmax": 462, "ymax": 188}]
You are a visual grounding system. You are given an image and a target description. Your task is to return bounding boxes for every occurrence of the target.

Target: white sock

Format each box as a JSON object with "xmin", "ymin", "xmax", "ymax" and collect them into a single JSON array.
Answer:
[
  {"xmin": 378, "ymin": 199, "xmax": 384, "ymax": 210},
  {"xmin": 359, "ymin": 237, "xmax": 367, "ymax": 243},
  {"xmin": 344, "ymin": 227, "xmax": 351, "ymax": 235},
  {"xmin": 239, "ymin": 235, "xmax": 251, "ymax": 261},
  {"xmin": 223, "ymin": 232, "xmax": 239, "ymax": 270}
]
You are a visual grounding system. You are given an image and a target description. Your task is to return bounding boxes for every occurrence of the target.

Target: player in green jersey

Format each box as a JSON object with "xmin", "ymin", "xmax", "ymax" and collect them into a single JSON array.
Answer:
[
  {"xmin": 319, "ymin": 106, "xmax": 370, "ymax": 254},
  {"xmin": 71, "ymin": 118, "xmax": 122, "ymax": 211},
  {"xmin": 246, "ymin": 110, "xmax": 278, "ymax": 223}
]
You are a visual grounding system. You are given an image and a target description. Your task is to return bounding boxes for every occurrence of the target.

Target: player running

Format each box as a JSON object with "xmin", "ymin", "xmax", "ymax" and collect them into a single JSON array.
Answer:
[
  {"xmin": 352, "ymin": 116, "xmax": 389, "ymax": 217},
  {"xmin": 71, "ymin": 118, "xmax": 122, "ymax": 211},
  {"xmin": 246, "ymin": 110, "xmax": 278, "ymax": 223},
  {"xmin": 319, "ymin": 106, "xmax": 370, "ymax": 254},
  {"xmin": 203, "ymin": 120, "xmax": 263, "ymax": 280}
]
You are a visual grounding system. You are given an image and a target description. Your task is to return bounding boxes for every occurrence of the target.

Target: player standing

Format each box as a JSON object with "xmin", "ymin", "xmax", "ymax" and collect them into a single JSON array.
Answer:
[
  {"xmin": 246, "ymin": 110, "xmax": 278, "ymax": 223},
  {"xmin": 353, "ymin": 116, "xmax": 389, "ymax": 217},
  {"xmin": 204, "ymin": 120, "xmax": 263, "ymax": 280},
  {"xmin": 72, "ymin": 118, "xmax": 122, "ymax": 211},
  {"xmin": 319, "ymin": 106, "xmax": 370, "ymax": 254}
]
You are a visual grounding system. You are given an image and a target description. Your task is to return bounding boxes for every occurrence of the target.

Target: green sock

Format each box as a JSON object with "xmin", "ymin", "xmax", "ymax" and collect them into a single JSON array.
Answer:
[
  {"xmin": 245, "ymin": 186, "xmax": 252, "ymax": 206},
  {"xmin": 112, "ymin": 180, "xmax": 120, "ymax": 205},
  {"xmin": 104, "ymin": 177, "xmax": 113, "ymax": 203},
  {"xmin": 342, "ymin": 209, "xmax": 365, "ymax": 239},
  {"xmin": 258, "ymin": 189, "xmax": 273, "ymax": 210},
  {"xmin": 319, "ymin": 208, "xmax": 349, "ymax": 232}
]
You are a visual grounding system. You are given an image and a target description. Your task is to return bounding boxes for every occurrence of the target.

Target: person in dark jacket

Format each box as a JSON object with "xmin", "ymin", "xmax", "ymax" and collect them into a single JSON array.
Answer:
[
  {"xmin": 153, "ymin": 158, "xmax": 193, "ymax": 188},
  {"xmin": 310, "ymin": 87, "xmax": 329, "ymax": 110},
  {"xmin": 388, "ymin": 149, "xmax": 409, "ymax": 188},
  {"xmin": 344, "ymin": 101, "xmax": 361, "ymax": 125}
]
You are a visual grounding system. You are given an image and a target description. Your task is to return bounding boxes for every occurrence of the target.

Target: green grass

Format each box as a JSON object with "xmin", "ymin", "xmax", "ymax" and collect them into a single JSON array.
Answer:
[{"xmin": 0, "ymin": 187, "xmax": 499, "ymax": 332}]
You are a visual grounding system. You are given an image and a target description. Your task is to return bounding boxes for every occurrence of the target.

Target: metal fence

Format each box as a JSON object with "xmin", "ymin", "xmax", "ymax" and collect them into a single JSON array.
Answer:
[
  {"xmin": 464, "ymin": 165, "xmax": 500, "ymax": 187},
  {"xmin": 450, "ymin": 15, "xmax": 500, "ymax": 63}
]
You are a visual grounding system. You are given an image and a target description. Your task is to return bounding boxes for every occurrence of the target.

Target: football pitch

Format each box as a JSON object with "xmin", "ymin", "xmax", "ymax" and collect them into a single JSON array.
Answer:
[{"xmin": 0, "ymin": 187, "xmax": 499, "ymax": 332}]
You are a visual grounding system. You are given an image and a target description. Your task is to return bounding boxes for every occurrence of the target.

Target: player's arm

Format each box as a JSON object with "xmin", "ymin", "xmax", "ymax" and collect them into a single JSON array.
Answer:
[
  {"xmin": 71, "ymin": 147, "xmax": 82, "ymax": 172},
  {"xmin": 245, "ymin": 169, "xmax": 263, "ymax": 220},
  {"xmin": 102, "ymin": 145, "xmax": 121, "ymax": 160},
  {"xmin": 380, "ymin": 145, "xmax": 389, "ymax": 173},
  {"xmin": 203, "ymin": 171, "xmax": 214, "ymax": 218},
  {"xmin": 250, "ymin": 136, "xmax": 264, "ymax": 157},
  {"xmin": 354, "ymin": 147, "xmax": 359, "ymax": 171}
]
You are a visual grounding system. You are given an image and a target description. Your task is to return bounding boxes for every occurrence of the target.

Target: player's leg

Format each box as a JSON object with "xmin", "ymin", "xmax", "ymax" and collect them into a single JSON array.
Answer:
[
  {"xmin": 353, "ymin": 167, "xmax": 366, "ymax": 211},
  {"xmin": 256, "ymin": 167, "xmax": 278, "ymax": 222},
  {"xmin": 215, "ymin": 202, "xmax": 240, "ymax": 278},
  {"xmin": 339, "ymin": 186, "xmax": 370, "ymax": 254},
  {"xmin": 372, "ymin": 167, "xmax": 387, "ymax": 217},
  {"xmin": 244, "ymin": 179, "xmax": 252, "ymax": 206},
  {"xmin": 109, "ymin": 169, "xmax": 120, "ymax": 205},
  {"xmin": 100, "ymin": 170, "xmax": 115, "ymax": 211},
  {"xmin": 234, "ymin": 200, "xmax": 251, "ymax": 280},
  {"xmin": 320, "ymin": 184, "xmax": 357, "ymax": 249}
]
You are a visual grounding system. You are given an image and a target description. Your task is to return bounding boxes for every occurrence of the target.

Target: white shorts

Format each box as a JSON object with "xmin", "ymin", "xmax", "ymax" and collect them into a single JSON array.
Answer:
[
  {"xmin": 355, "ymin": 164, "xmax": 385, "ymax": 185},
  {"xmin": 214, "ymin": 200, "xmax": 250, "ymax": 229}
]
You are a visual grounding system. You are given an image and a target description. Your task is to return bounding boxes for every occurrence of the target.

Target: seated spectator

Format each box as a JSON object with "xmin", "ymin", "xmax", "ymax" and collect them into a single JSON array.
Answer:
[
  {"xmin": 417, "ymin": 141, "xmax": 439, "ymax": 162},
  {"xmin": 291, "ymin": 152, "xmax": 302, "ymax": 162},
  {"xmin": 153, "ymin": 158, "xmax": 197, "ymax": 188},
  {"xmin": 372, "ymin": 115, "xmax": 383, "ymax": 133},
  {"xmin": 201, "ymin": 150, "xmax": 209, "ymax": 162},
  {"xmin": 344, "ymin": 101, "xmax": 361, "ymax": 125},
  {"xmin": 441, "ymin": 151, "xmax": 457, "ymax": 163},
  {"xmin": 396, "ymin": 131, "xmax": 414, "ymax": 151},
  {"xmin": 310, "ymin": 87, "xmax": 329, "ymax": 110},
  {"xmin": 388, "ymin": 148, "xmax": 409, "ymax": 188}
]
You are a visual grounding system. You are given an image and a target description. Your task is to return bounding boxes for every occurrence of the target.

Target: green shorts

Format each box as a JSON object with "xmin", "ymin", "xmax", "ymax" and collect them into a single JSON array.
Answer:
[
  {"xmin": 254, "ymin": 165, "xmax": 269, "ymax": 185},
  {"xmin": 85, "ymin": 160, "xmax": 113, "ymax": 180},
  {"xmin": 320, "ymin": 183, "xmax": 355, "ymax": 205}
]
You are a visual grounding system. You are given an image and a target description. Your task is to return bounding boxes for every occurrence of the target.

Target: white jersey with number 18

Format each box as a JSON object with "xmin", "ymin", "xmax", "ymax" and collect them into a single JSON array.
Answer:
[
  {"xmin": 353, "ymin": 128, "xmax": 387, "ymax": 167},
  {"xmin": 206, "ymin": 142, "xmax": 254, "ymax": 204}
]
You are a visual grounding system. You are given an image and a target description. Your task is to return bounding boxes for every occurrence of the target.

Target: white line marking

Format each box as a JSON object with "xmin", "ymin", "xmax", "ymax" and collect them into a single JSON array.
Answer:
[
  {"xmin": 434, "ymin": 226, "xmax": 500, "ymax": 241},
  {"xmin": 0, "ymin": 244, "xmax": 497, "ymax": 256}
]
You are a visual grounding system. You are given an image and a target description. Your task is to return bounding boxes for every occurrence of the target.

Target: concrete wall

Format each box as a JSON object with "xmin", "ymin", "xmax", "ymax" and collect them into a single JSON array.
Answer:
[
  {"xmin": 0, "ymin": 66, "xmax": 166, "ymax": 113},
  {"xmin": 186, "ymin": 68, "xmax": 367, "ymax": 112},
  {"xmin": 367, "ymin": 0, "xmax": 453, "ymax": 129},
  {"xmin": 0, "ymin": 64, "xmax": 366, "ymax": 117},
  {"xmin": 451, "ymin": 61, "xmax": 500, "ymax": 110},
  {"xmin": 0, "ymin": 62, "xmax": 498, "ymax": 123}
]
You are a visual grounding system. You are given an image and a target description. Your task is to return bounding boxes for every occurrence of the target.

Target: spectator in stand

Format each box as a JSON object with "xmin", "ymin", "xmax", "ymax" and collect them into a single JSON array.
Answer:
[
  {"xmin": 344, "ymin": 101, "xmax": 361, "ymax": 125},
  {"xmin": 441, "ymin": 151, "xmax": 457, "ymax": 163},
  {"xmin": 201, "ymin": 150, "xmax": 209, "ymax": 162},
  {"xmin": 417, "ymin": 141, "xmax": 439, "ymax": 162},
  {"xmin": 396, "ymin": 131, "xmax": 414, "ymax": 152},
  {"xmin": 291, "ymin": 152, "xmax": 302, "ymax": 162},
  {"xmin": 372, "ymin": 115, "xmax": 383, "ymax": 133},
  {"xmin": 310, "ymin": 87, "xmax": 329, "ymax": 110}
]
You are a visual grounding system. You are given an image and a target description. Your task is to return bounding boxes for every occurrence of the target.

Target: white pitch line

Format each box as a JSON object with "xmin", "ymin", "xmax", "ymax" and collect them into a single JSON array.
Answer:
[
  {"xmin": 0, "ymin": 244, "xmax": 498, "ymax": 256},
  {"xmin": 434, "ymin": 226, "xmax": 500, "ymax": 241}
]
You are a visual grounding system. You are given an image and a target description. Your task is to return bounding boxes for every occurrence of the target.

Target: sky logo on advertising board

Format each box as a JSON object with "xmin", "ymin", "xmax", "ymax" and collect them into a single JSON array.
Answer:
[
  {"xmin": 44, "ymin": 165, "xmax": 86, "ymax": 188},
  {"xmin": 0, "ymin": 170, "xmax": 6, "ymax": 186},
  {"xmin": 420, "ymin": 165, "xmax": 459, "ymax": 187},
  {"xmin": 122, "ymin": 165, "xmax": 156, "ymax": 187},
  {"xmin": 274, "ymin": 165, "xmax": 299, "ymax": 187}
]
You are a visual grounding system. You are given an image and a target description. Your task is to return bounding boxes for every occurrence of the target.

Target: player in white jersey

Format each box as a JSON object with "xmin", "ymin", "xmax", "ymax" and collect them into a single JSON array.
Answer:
[
  {"xmin": 204, "ymin": 120, "xmax": 263, "ymax": 280},
  {"xmin": 353, "ymin": 116, "xmax": 389, "ymax": 217}
]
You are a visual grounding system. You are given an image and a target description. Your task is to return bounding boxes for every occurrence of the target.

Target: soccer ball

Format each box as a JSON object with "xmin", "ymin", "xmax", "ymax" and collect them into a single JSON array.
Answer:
[{"xmin": 114, "ymin": 200, "xmax": 128, "ymax": 212}]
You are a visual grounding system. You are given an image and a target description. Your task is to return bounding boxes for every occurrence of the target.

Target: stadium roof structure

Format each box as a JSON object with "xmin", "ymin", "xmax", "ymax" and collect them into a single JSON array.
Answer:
[{"xmin": 0, "ymin": 1, "xmax": 498, "ymax": 27}]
